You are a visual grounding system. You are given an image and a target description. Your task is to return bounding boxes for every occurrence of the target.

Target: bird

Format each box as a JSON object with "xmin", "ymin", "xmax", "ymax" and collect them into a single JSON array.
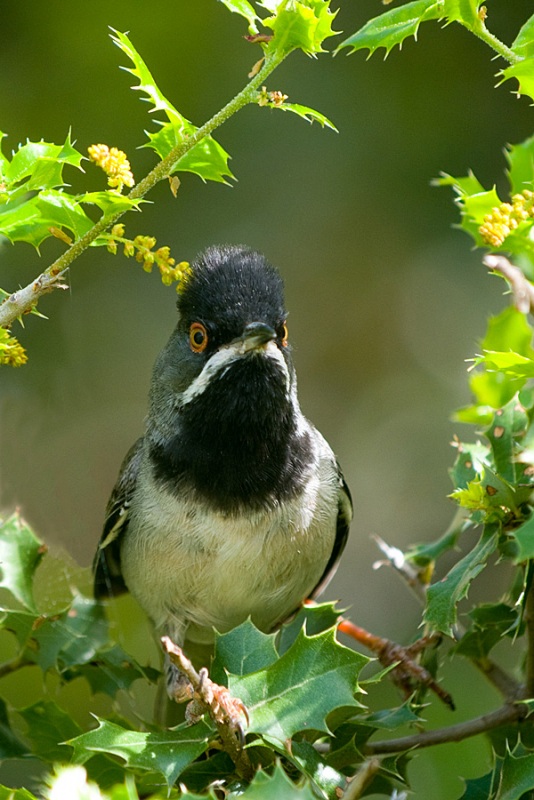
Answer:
[{"xmin": 93, "ymin": 244, "xmax": 352, "ymax": 709}]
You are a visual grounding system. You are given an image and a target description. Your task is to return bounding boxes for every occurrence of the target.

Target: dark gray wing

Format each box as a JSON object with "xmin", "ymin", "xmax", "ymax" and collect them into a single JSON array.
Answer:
[
  {"xmin": 309, "ymin": 465, "xmax": 352, "ymax": 600},
  {"xmin": 93, "ymin": 437, "xmax": 144, "ymax": 599}
]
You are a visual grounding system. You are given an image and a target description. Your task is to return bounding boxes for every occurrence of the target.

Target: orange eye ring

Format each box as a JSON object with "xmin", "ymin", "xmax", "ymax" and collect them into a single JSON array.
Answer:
[
  {"xmin": 281, "ymin": 322, "xmax": 289, "ymax": 348},
  {"xmin": 189, "ymin": 322, "xmax": 208, "ymax": 353}
]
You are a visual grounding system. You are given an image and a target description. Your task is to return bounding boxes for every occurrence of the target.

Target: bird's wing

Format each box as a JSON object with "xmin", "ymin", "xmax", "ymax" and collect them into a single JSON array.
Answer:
[
  {"xmin": 309, "ymin": 465, "xmax": 352, "ymax": 600},
  {"xmin": 93, "ymin": 437, "xmax": 144, "ymax": 599}
]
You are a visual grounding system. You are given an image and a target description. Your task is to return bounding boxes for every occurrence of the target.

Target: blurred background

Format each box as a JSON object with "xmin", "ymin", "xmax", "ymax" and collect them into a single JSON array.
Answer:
[{"xmin": 1, "ymin": 1, "xmax": 533, "ymax": 796}]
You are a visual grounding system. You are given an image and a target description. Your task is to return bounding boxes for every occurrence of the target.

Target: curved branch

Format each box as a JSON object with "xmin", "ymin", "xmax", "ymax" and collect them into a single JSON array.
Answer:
[
  {"xmin": 364, "ymin": 703, "xmax": 527, "ymax": 755},
  {"xmin": 0, "ymin": 50, "xmax": 285, "ymax": 330}
]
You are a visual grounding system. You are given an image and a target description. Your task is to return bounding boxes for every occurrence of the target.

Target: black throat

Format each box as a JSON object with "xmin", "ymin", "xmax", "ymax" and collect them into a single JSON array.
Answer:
[{"xmin": 149, "ymin": 354, "xmax": 312, "ymax": 513}]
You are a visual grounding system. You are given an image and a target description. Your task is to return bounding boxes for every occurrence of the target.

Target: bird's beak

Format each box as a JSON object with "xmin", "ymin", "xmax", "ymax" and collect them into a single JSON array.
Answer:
[{"xmin": 239, "ymin": 322, "xmax": 276, "ymax": 353}]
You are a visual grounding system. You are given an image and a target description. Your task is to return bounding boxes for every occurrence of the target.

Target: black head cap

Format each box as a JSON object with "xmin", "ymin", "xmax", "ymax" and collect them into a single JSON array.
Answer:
[{"xmin": 177, "ymin": 245, "xmax": 287, "ymax": 344}]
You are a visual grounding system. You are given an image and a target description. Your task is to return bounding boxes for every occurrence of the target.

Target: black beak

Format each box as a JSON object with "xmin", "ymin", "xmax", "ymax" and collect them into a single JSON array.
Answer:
[{"xmin": 240, "ymin": 322, "xmax": 276, "ymax": 351}]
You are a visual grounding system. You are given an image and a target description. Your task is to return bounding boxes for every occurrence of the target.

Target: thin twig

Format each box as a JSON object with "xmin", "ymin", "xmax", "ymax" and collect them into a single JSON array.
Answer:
[
  {"xmin": 484, "ymin": 254, "xmax": 534, "ymax": 314},
  {"xmin": 342, "ymin": 758, "xmax": 381, "ymax": 800},
  {"xmin": 161, "ymin": 636, "xmax": 253, "ymax": 781},
  {"xmin": 0, "ymin": 50, "xmax": 285, "ymax": 330},
  {"xmin": 364, "ymin": 703, "xmax": 527, "ymax": 755}
]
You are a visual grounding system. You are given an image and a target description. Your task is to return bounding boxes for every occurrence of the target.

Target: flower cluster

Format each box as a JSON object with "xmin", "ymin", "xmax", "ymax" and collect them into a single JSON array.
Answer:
[
  {"xmin": 257, "ymin": 86, "xmax": 289, "ymax": 107},
  {"xmin": 0, "ymin": 330, "xmax": 28, "ymax": 367},
  {"xmin": 105, "ymin": 225, "xmax": 190, "ymax": 289},
  {"xmin": 479, "ymin": 189, "xmax": 534, "ymax": 248},
  {"xmin": 87, "ymin": 144, "xmax": 135, "ymax": 193}
]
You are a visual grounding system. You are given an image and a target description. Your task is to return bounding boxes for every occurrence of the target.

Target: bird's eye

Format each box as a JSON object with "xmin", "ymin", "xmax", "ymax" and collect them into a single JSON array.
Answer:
[
  {"xmin": 280, "ymin": 322, "xmax": 289, "ymax": 348},
  {"xmin": 189, "ymin": 322, "xmax": 208, "ymax": 353}
]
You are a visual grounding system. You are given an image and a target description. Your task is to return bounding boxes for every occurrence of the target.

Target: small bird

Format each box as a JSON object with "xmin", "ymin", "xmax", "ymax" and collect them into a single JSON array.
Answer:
[{"xmin": 94, "ymin": 244, "xmax": 352, "ymax": 705}]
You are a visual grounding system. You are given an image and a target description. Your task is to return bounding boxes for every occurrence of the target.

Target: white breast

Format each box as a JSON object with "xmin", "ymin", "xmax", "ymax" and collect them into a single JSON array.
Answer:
[{"xmin": 120, "ymin": 437, "xmax": 340, "ymax": 645}]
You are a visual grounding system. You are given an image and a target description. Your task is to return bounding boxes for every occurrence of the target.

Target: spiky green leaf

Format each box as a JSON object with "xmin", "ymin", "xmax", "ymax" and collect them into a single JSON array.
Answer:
[
  {"xmin": 67, "ymin": 718, "xmax": 211, "ymax": 789},
  {"xmin": 229, "ymin": 628, "xmax": 367, "ymax": 743},
  {"xmin": 511, "ymin": 14, "xmax": 534, "ymax": 58},
  {"xmin": 0, "ymin": 513, "xmax": 45, "ymax": 611},
  {"xmin": 263, "ymin": 0, "xmax": 339, "ymax": 56},
  {"xmin": 424, "ymin": 525, "xmax": 500, "ymax": 634},
  {"xmin": 336, "ymin": 0, "xmax": 443, "ymax": 57},
  {"xmin": 501, "ymin": 58, "xmax": 534, "ymax": 105},
  {"xmin": 217, "ymin": 0, "xmax": 260, "ymax": 33}
]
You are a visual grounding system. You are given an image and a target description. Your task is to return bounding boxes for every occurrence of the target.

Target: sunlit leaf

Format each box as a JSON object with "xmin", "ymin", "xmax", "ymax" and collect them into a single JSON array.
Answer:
[
  {"xmin": 0, "ymin": 512, "xmax": 45, "ymax": 611},
  {"xmin": 212, "ymin": 619, "xmax": 278, "ymax": 684},
  {"xmin": 111, "ymin": 29, "xmax": 232, "ymax": 183},
  {"xmin": 217, "ymin": 0, "xmax": 260, "ymax": 33},
  {"xmin": 501, "ymin": 58, "xmax": 534, "ymax": 104},
  {"xmin": 67, "ymin": 718, "xmax": 212, "ymax": 789},
  {"xmin": 511, "ymin": 14, "xmax": 534, "ymax": 58},
  {"xmin": 263, "ymin": 0, "xmax": 339, "ymax": 56},
  {"xmin": 424, "ymin": 525, "xmax": 500, "ymax": 634},
  {"xmin": 229, "ymin": 628, "xmax": 367, "ymax": 743},
  {"xmin": 266, "ymin": 102, "xmax": 337, "ymax": 130},
  {"xmin": 506, "ymin": 136, "xmax": 534, "ymax": 194},
  {"xmin": 336, "ymin": 0, "xmax": 443, "ymax": 57},
  {"xmin": 442, "ymin": 0, "xmax": 480, "ymax": 29}
]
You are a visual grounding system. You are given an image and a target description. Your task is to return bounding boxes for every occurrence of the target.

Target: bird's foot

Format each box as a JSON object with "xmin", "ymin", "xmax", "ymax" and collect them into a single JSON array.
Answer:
[{"xmin": 162, "ymin": 636, "xmax": 249, "ymax": 740}]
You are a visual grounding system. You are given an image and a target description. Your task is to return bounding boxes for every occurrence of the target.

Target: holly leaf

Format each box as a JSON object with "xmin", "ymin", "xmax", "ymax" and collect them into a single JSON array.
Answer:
[
  {"xmin": 0, "ymin": 512, "xmax": 45, "ymax": 611},
  {"xmin": 0, "ymin": 697, "xmax": 29, "ymax": 759},
  {"xmin": 212, "ymin": 619, "xmax": 278, "ymax": 684},
  {"xmin": 2, "ymin": 593, "xmax": 109, "ymax": 673},
  {"xmin": 511, "ymin": 513, "xmax": 534, "ymax": 562},
  {"xmin": 217, "ymin": 0, "xmax": 260, "ymax": 34},
  {"xmin": 237, "ymin": 763, "xmax": 317, "ymax": 799},
  {"xmin": 501, "ymin": 58, "xmax": 534, "ymax": 105},
  {"xmin": 511, "ymin": 14, "xmax": 534, "ymax": 58},
  {"xmin": 67, "ymin": 718, "xmax": 212, "ymax": 789},
  {"xmin": 278, "ymin": 600, "xmax": 341, "ymax": 654},
  {"xmin": 111, "ymin": 29, "xmax": 232, "ymax": 183},
  {"xmin": 424, "ymin": 525, "xmax": 500, "ymax": 634},
  {"xmin": 485, "ymin": 399, "xmax": 528, "ymax": 483},
  {"xmin": 263, "ymin": 0, "xmax": 339, "ymax": 57},
  {"xmin": 336, "ymin": 0, "xmax": 443, "ymax": 57},
  {"xmin": 64, "ymin": 644, "xmax": 160, "ymax": 697},
  {"xmin": 498, "ymin": 750, "xmax": 534, "ymax": 800},
  {"xmin": 3, "ymin": 135, "xmax": 84, "ymax": 190},
  {"xmin": 0, "ymin": 787, "xmax": 38, "ymax": 800},
  {"xmin": 19, "ymin": 700, "xmax": 82, "ymax": 763},
  {"xmin": 506, "ymin": 136, "xmax": 534, "ymax": 194},
  {"xmin": 442, "ymin": 0, "xmax": 480, "ymax": 28},
  {"xmin": 265, "ymin": 102, "xmax": 337, "ymax": 130},
  {"xmin": 229, "ymin": 628, "xmax": 367, "ymax": 743},
  {"xmin": 455, "ymin": 603, "xmax": 519, "ymax": 659}
]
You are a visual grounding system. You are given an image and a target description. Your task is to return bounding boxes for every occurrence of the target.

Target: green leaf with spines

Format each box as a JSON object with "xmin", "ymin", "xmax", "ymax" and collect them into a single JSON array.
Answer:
[
  {"xmin": 485, "ymin": 399, "xmax": 529, "ymax": 483},
  {"xmin": 454, "ymin": 602, "xmax": 520, "ymax": 659},
  {"xmin": 67, "ymin": 718, "xmax": 212, "ymax": 789},
  {"xmin": 335, "ymin": 0, "xmax": 443, "ymax": 57},
  {"xmin": 228, "ymin": 627, "xmax": 367, "ymax": 743},
  {"xmin": 498, "ymin": 749, "xmax": 534, "ymax": 800},
  {"xmin": 506, "ymin": 135, "xmax": 534, "ymax": 194},
  {"xmin": 262, "ymin": 0, "xmax": 339, "ymax": 57},
  {"xmin": 442, "ymin": 0, "xmax": 480, "ymax": 28},
  {"xmin": 511, "ymin": 513, "xmax": 534, "ymax": 562},
  {"xmin": 501, "ymin": 58, "xmax": 534, "ymax": 105},
  {"xmin": 217, "ymin": 0, "xmax": 260, "ymax": 33},
  {"xmin": 0, "ymin": 697, "xmax": 29, "ymax": 759},
  {"xmin": 18, "ymin": 700, "xmax": 82, "ymax": 763},
  {"xmin": 110, "ymin": 29, "xmax": 233, "ymax": 184},
  {"xmin": 511, "ymin": 14, "xmax": 534, "ymax": 58},
  {"xmin": 424, "ymin": 524, "xmax": 500, "ymax": 634},
  {"xmin": 0, "ymin": 787, "xmax": 38, "ymax": 800},
  {"xmin": 64, "ymin": 644, "xmax": 160, "ymax": 697},
  {"xmin": 2, "ymin": 135, "xmax": 84, "ymax": 189},
  {"xmin": 0, "ymin": 512, "xmax": 45, "ymax": 611},
  {"xmin": 212, "ymin": 619, "xmax": 278, "ymax": 684},
  {"xmin": 277, "ymin": 600, "xmax": 341, "ymax": 654},
  {"xmin": 234, "ymin": 763, "xmax": 318, "ymax": 799},
  {"xmin": 264, "ymin": 101, "xmax": 337, "ymax": 130}
]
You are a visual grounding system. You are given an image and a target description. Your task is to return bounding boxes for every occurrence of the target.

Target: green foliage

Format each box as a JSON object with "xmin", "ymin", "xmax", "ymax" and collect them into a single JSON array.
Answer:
[{"xmin": 4, "ymin": 2, "xmax": 534, "ymax": 798}]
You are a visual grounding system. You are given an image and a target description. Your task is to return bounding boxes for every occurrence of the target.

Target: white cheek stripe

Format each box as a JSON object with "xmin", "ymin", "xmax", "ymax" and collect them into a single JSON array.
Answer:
[{"xmin": 180, "ymin": 340, "xmax": 290, "ymax": 407}]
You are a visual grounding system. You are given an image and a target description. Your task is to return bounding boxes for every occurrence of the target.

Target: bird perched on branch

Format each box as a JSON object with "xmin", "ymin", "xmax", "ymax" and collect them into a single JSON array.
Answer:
[{"xmin": 93, "ymin": 244, "xmax": 352, "ymax": 707}]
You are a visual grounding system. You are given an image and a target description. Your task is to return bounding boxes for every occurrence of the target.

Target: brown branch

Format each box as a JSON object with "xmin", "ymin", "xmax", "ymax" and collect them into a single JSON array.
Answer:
[
  {"xmin": 161, "ymin": 636, "xmax": 253, "ymax": 782},
  {"xmin": 483, "ymin": 254, "xmax": 534, "ymax": 314},
  {"xmin": 364, "ymin": 702, "xmax": 527, "ymax": 756}
]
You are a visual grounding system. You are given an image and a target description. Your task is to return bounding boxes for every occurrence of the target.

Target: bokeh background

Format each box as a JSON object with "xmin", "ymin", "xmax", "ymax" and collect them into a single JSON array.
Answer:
[{"xmin": 1, "ymin": 1, "xmax": 533, "ymax": 796}]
